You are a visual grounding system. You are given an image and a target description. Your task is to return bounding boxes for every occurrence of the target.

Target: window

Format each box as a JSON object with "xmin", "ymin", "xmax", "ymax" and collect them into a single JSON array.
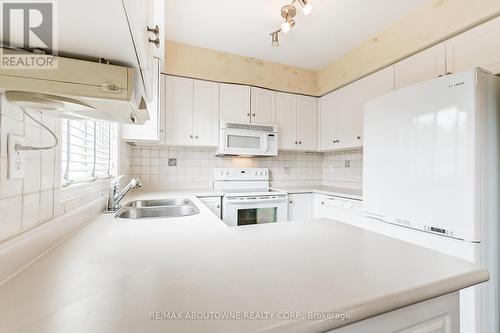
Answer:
[{"xmin": 61, "ymin": 119, "xmax": 118, "ymax": 186}]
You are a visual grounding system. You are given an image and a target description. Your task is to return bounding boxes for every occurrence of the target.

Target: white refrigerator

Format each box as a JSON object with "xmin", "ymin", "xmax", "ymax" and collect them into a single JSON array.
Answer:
[{"xmin": 363, "ymin": 68, "xmax": 499, "ymax": 333}]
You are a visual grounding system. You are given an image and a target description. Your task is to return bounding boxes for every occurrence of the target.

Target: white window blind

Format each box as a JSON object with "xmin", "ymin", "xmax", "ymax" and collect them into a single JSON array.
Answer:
[{"xmin": 61, "ymin": 119, "xmax": 118, "ymax": 186}]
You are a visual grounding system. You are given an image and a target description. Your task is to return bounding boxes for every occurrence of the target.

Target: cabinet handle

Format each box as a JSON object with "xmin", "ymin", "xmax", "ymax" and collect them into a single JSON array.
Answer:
[
  {"xmin": 195, "ymin": 135, "xmax": 199, "ymax": 139},
  {"xmin": 289, "ymin": 201, "xmax": 293, "ymax": 204},
  {"xmin": 356, "ymin": 136, "xmax": 361, "ymax": 140},
  {"xmin": 298, "ymin": 141, "xmax": 302, "ymax": 144},
  {"xmin": 446, "ymin": 72, "xmax": 452, "ymax": 75},
  {"xmin": 147, "ymin": 25, "xmax": 160, "ymax": 37},
  {"xmin": 189, "ymin": 135, "xmax": 193, "ymax": 139},
  {"xmin": 149, "ymin": 37, "xmax": 160, "ymax": 48},
  {"xmin": 295, "ymin": 141, "xmax": 298, "ymax": 144},
  {"xmin": 321, "ymin": 201, "xmax": 325, "ymax": 205},
  {"xmin": 216, "ymin": 205, "xmax": 220, "ymax": 208},
  {"xmin": 252, "ymin": 113, "xmax": 256, "ymax": 117},
  {"xmin": 246, "ymin": 113, "xmax": 250, "ymax": 116}
]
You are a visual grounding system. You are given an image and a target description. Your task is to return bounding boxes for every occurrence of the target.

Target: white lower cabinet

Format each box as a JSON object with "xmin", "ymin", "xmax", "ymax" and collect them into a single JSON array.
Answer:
[
  {"xmin": 287, "ymin": 193, "xmax": 313, "ymax": 221},
  {"xmin": 313, "ymin": 194, "xmax": 364, "ymax": 227},
  {"xmin": 198, "ymin": 196, "xmax": 221, "ymax": 218},
  {"xmin": 329, "ymin": 292, "xmax": 459, "ymax": 333}
]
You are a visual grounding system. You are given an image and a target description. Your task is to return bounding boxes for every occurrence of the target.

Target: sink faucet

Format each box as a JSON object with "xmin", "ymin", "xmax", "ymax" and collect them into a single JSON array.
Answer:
[{"xmin": 106, "ymin": 177, "xmax": 142, "ymax": 212}]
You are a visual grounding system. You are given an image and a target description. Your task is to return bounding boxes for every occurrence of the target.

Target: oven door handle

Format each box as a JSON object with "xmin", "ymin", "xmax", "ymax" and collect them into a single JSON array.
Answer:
[{"xmin": 225, "ymin": 198, "xmax": 286, "ymax": 204}]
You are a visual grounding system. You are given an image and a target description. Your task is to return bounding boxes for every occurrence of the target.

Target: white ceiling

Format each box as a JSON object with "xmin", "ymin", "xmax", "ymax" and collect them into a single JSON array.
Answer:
[{"xmin": 166, "ymin": 0, "xmax": 428, "ymax": 70}]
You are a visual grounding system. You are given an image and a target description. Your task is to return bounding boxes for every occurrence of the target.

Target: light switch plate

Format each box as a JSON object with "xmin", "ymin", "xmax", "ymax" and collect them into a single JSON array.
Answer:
[{"xmin": 7, "ymin": 134, "xmax": 26, "ymax": 179}]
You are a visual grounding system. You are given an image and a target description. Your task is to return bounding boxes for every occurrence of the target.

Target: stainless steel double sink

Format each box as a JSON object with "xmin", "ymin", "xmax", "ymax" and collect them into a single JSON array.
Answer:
[{"xmin": 116, "ymin": 198, "xmax": 200, "ymax": 219}]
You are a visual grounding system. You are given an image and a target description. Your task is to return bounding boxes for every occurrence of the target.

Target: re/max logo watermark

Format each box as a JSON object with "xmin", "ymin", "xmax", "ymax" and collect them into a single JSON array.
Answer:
[{"xmin": 0, "ymin": 0, "xmax": 57, "ymax": 69}]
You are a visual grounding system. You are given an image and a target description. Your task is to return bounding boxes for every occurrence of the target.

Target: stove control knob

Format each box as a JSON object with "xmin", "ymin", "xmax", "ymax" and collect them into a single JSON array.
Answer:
[
  {"xmin": 254, "ymin": 171, "xmax": 258, "ymax": 175},
  {"xmin": 225, "ymin": 171, "xmax": 229, "ymax": 175}
]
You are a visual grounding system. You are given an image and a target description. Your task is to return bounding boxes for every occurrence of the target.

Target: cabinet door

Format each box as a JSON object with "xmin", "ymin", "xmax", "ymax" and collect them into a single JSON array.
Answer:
[
  {"xmin": 122, "ymin": 0, "xmax": 154, "ymax": 101},
  {"xmin": 193, "ymin": 80, "xmax": 219, "ymax": 147},
  {"xmin": 276, "ymin": 92, "xmax": 298, "ymax": 150},
  {"xmin": 338, "ymin": 66, "xmax": 394, "ymax": 149},
  {"xmin": 288, "ymin": 194, "xmax": 313, "ymax": 221},
  {"xmin": 198, "ymin": 197, "xmax": 221, "ymax": 218},
  {"xmin": 297, "ymin": 96, "xmax": 318, "ymax": 151},
  {"xmin": 165, "ymin": 76, "xmax": 194, "ymax": 145},
  {"xmin": 121, "ymin": 58, "xmax": 161, "ymax": 141},
  {"xmin": 219, "ymin": 83, "xmax": 251, "ymax": 123},
  {"xmin": 251, "ymin": 87, "xmax": 276, "ymax": 124},
  {"xmin": 447, "ymin": 16, "xmax": 500, "ymax": 75},
  {"xmin": 319, "ymin": 90, "xmax": 341, "ymax": 150},
  {"xmin": 395, "ymin": 43, "xmax": 446, "ymax": 89}
]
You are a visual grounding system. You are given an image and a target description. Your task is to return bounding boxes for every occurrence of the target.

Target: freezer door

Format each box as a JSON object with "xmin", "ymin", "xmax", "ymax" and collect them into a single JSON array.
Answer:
[{"xmin": 363, "ymin": 70, "xmax": 481, "ymax": 241}]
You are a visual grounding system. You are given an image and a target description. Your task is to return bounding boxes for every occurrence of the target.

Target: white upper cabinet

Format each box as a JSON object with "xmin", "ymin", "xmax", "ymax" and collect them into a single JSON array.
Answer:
[
  {"xmin": 165, "ymin": 76, "xmax": 194, "ymax": 146},
  {"xmin": 319, "ymin": 90, "xmax": 340, "ymax": 150},
  {"xmin": 164, "ymin": 76, "xmax": 220, "ymax": 147},
  {"xmin": 446, "ymin": 16, "xmax": 500, "ymax": 75},
  {"xmin": 319, "ymin": 66, "xmax": 394, "ymax": 151},
  {"xmin": 276, "ymin": 92, "xmax": 298, "ymax": 150},
  {"xmin": 121, "ymin": 58, "xmax": 162, "ymax": 141},
  {"xmin": 297, "ymin": 96, "xmax": 318, "ymax": 150},
  {"xmin": 340, "ymin": 66, "xmax": 394, "ymax": 149},
  {"xmin": 219, "ymin": 83, "xmax": 251, "ymax": 123},
  {"xmin": 395, "ymin": 43, "xmax": 447, "ymax": 89},
  {"xmin": 251, "ymin": 87, "xmax": 276, "ymax": 124},
  {"xmin": 276, "ymin": 92, "xmax": 318, "ymax": 151},
  {"xmin": 122, "ymin": 0, "xmax": 164, "ymax": 101},
  {"xmin": 193, "ymin": 80, "xmax": 220, "ymax": 146}
]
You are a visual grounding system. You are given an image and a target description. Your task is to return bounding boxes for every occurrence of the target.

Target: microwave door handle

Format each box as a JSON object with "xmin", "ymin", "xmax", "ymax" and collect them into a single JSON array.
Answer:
[{"xmin": 262, "ymin": 134, "xmax": 269, "ymax": 153}]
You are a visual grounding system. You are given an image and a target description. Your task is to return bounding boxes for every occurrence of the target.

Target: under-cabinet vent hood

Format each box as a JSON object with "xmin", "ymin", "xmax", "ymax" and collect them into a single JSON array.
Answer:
[{"xmin": 0, "ymin": 49, "xmax": 149, "ymax": 124}]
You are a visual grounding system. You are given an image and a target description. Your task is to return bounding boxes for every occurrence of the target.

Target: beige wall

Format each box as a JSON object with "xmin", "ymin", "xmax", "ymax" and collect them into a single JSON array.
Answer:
[
  {"xmin": 166, "ymin": 0, "xmax": 500, "ymax": 97},
  {"xmin": 165, "ymin": 41, "xmax": 318, "ymax": 96},
  {"xmin": 317, "ymin": 0, "xmax": 500, "ymax": 95}
]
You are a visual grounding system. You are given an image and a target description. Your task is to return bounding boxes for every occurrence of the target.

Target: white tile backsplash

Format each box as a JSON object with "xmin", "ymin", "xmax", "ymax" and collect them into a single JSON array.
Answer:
[
  {"xmin": 124, "ymin": 145, "xmax": 364, "ymax": 190},
  {"xmin": 322, "ymin": 149, "xmax": 363, "ymax": 189},
  {"xmin": 0, "ymin": 94, "xmax": 112, "ymax": 242}
]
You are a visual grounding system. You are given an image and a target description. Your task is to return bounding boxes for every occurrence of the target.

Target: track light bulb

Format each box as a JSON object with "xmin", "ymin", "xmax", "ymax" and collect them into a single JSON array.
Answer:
[
  {"xmin": 271, "ymin": 32, "xmax": 279, "ymax": 47},
  {"xmin": 280, "ymin": 19, "xmax": 295, "ymax": 34},
  {"xmin": 299, "ymin": 0, "xmax": 313, "ymax": 15}
]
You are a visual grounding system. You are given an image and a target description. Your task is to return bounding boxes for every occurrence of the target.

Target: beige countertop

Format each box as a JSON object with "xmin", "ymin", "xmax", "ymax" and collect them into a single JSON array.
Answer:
[
  {"xmin": 271, "ymin": 186, "xmax": 363, "ymax": 200},
  {"xmin": 0, "ymin": 192, "xmax": 487, "ymax": 333}
]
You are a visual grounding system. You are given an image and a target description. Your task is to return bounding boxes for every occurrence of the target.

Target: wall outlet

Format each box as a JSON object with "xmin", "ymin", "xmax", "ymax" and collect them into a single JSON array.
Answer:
[
  {"xmin": 168, "ymin": 158, "xmax": 177, "ymax": 166},
  {"xmin": 284, "ymin": 166, "xmax": 291, "ymax": 174},
  {"xmin": 344, "ymin": 160, "xmax": 351, "ymax": 168},
  {"xmin": 7, "ymin": 134, "xmax": 26, "ymax": 179}
]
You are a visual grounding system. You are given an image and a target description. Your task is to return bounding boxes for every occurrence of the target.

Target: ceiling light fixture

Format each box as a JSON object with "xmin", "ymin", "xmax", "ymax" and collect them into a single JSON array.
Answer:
[
  {"xmin": 270, "ymin": 0, "xmax": 313, "ymax": 46},
  {"xmin": 270, "ymin": 31, "xmax": 280, "ymax": 47}
]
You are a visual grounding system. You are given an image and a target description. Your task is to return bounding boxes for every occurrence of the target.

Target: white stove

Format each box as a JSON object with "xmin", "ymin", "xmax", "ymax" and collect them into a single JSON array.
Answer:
[{"xmin": 214, "ymin": 168, "xmax": 288, "ymax": 226}]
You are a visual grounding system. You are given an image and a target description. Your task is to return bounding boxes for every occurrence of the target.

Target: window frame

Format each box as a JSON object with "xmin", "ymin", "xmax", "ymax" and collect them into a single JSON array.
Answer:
[{"xmin": 61, "ymin": 119, "xmax": 118, "ymax": 187}]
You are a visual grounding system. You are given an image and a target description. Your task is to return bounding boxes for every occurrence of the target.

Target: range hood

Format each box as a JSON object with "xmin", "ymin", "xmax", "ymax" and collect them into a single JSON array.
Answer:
[{"xmin": 0, "ymin": 49, "xmax": 149, "ymax": 124}]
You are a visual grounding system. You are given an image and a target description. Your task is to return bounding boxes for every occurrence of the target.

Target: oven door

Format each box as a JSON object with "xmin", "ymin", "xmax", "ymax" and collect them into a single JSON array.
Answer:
[
  {"xmin": 222, "ymin": 195, "xmax": 288, "ymax": 227},
  {"xmin": 219, "ymin": 129, "xmax": 277, "ymax": 156}
]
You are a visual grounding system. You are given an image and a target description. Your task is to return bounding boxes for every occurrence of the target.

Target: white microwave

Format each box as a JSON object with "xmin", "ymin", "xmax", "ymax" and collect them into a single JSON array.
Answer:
[{"xmin": 216, "ymin": 121, "xmax": 278, "ymax": 157}]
